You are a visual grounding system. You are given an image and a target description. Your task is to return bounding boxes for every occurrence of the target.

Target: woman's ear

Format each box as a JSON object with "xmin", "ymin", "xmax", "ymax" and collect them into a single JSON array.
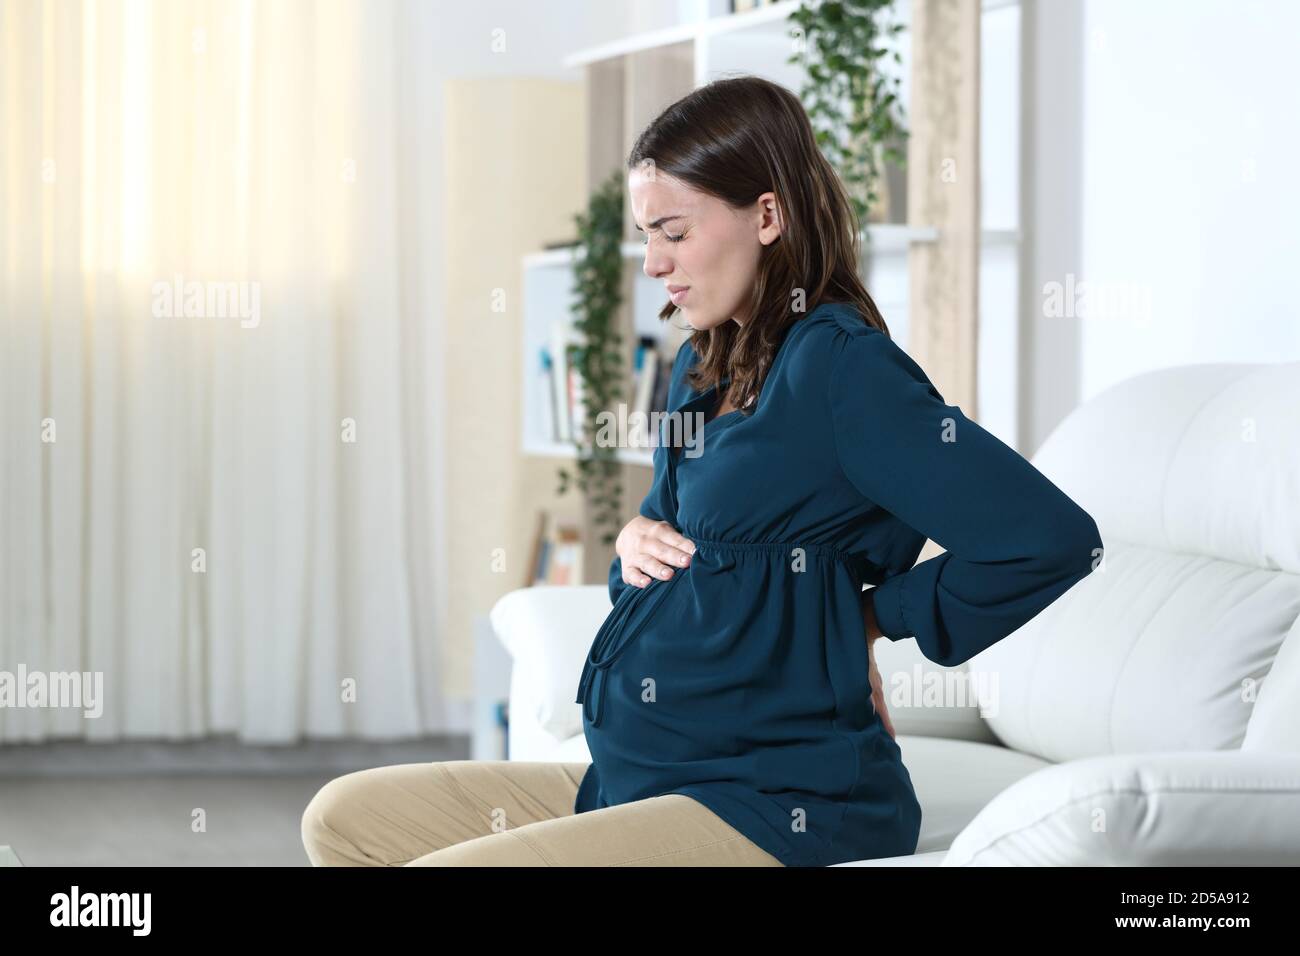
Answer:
[{"xmin": 756, "ymin": 191, "xmax": 783, "ymax": 245}]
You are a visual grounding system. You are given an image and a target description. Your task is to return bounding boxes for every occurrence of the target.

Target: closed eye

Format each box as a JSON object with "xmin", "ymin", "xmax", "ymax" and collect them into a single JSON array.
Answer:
[{"xmin": 642, "ymin": 232, "xmax": 685, "ymax": 244}]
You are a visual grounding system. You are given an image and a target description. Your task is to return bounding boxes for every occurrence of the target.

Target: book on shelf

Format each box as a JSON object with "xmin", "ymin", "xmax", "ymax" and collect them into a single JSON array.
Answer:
[
  {"xmin": 647, "ymin": 322, "xmax": 692, "ymax": 425},
  {"xmin": 534, "ymin": 323, "xmax": 693, "ymax": 451},
  {"xmin": 544, "ymin": 321, "xmax": 593, "ymax": 445},
  {"xmin": 547, "ymin": 322, "xmax": 574, "ymax": 443},
  {"xmin": 524, "ymin": 510, "xmax": 546, "ymax": 589},
  {"xmin": 566, "ymin": 341, "xmax": 590, "ymax": 445},
  {"xmin": 535, "ymin": 348, "xmax": 557, "ymax": 447},
  {"xmin": 649, "ymin": 351, "xmax": 673, "ymax": 422},
  {"xmin": 528, "ymin": 509, "xmax": 585, "ymax": 587},
  {"xmin": 629, "ymin": 335, "xmax": 659, "ymax": 448}
]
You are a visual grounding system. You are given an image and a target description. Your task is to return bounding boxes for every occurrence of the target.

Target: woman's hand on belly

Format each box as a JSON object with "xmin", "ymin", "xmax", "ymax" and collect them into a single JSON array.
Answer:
[{"xmin": 616, "ymin": 516, "xmax": 696, "ymax": 587}]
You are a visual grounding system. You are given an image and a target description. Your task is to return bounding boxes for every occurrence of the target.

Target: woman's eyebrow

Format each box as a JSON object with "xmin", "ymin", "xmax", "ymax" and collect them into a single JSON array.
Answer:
[{"xmin": 634, "ymin": 215, "xmax": 685, "ymax": 232}]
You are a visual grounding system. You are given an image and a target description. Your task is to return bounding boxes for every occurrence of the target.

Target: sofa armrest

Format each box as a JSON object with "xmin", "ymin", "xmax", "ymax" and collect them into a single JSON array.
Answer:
[
  {"xmin": 943, "ymin": 750, "xmax": 1300, "ymax": 865},
  {"xmin": 489, "ymin": 584, "xmax": 611, "ymax": 745}
]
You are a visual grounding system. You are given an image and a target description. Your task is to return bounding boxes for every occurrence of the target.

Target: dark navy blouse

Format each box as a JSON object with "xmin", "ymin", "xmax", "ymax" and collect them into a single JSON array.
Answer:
[{"xmin": 573, "ymin": 300, "xmax": 1104, "ymax": 866}]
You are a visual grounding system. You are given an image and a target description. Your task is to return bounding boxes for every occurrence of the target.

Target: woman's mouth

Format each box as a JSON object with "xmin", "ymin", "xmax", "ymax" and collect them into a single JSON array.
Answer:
[{"xmin": 668, "ymin": 286, "xmax": 690, "ymax": 305}]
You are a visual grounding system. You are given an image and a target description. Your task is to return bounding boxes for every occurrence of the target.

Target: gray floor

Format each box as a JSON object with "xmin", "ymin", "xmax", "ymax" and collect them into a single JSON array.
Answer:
[{"xmin": 0, "ymin": 736, "xmax": 470, "ymax": 866}]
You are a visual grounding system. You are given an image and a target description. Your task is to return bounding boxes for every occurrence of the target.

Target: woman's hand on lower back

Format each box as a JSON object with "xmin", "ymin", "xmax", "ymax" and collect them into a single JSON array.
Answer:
[
  {"xmin": 867, "ymin": 638, "xmax": 896, "ymax": 740},
  {"xmin": 862, "ymin": 590, "xmax": 897, "ymax": 740},
  {"xmin": 617, "ymin": 516, "xmax": 696, "ymax": 588}
]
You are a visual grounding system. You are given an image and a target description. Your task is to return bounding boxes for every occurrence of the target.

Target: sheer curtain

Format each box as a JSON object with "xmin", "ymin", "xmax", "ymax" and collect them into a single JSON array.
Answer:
[{"xmin": 0, "ymin": 0, "xmax": 453, "ymax": 742}]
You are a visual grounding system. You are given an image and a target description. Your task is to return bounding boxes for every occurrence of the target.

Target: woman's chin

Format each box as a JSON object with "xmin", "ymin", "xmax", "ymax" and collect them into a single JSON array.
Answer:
[{"xmin": 684, "ymin": 309, "xmax": 727, "ymax": 332}]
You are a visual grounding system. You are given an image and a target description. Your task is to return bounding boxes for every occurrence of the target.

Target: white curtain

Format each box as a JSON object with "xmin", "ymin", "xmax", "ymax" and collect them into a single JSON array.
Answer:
[{"xmin": 0, "ymin": 0, "xmax": 454, "ymax": 742}]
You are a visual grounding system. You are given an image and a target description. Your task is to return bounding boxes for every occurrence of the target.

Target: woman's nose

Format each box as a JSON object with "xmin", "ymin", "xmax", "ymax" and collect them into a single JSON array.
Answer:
[{"xmin": 643, "ymin": 247, "xmax": 672, "ymax": 279}]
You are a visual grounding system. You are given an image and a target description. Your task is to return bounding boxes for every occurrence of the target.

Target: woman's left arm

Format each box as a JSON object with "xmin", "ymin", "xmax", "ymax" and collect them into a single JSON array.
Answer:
[{"xmin": 829, "ymin": 329, "xmax": 1105, "ymax": 668}]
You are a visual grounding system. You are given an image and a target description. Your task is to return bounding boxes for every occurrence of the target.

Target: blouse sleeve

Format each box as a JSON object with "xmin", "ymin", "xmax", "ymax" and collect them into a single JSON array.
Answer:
[
  {"xmin": 608, "ymin": 337, "xmax": 696, "ymax": 605},
  {"xmin": 828, "ymin": 329, "xmax": 1104, "ymax": 667}
]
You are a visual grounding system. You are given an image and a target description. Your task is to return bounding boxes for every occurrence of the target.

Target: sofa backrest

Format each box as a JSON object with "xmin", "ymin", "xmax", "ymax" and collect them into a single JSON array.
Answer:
[{"xmin": 974, "ymin": 361, "xmax": 1300, "ymax": 762}]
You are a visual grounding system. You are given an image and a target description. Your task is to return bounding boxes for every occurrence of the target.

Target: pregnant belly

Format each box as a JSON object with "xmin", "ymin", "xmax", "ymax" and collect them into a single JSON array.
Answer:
[{"xmin": 577, "ymin": 541, "xmax": 878, "ymax": 799}]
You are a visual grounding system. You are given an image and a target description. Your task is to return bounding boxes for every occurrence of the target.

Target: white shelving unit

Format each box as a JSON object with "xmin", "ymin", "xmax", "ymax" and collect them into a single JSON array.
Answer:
[{"xmin": 562, "ymin": 0, "xmax": 807, "ymax": 88}]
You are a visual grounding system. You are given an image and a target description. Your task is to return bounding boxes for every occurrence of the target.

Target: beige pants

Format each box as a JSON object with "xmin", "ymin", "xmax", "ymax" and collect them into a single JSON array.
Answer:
[{"xmin": 301, "ymin": 759, "xmax": 785, "ymax": 867}]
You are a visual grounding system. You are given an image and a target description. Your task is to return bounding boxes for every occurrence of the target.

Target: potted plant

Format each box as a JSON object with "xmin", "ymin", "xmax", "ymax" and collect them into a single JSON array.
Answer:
[
  {"xmin": 787, "ymin": 0, "xmax": 909, "ymax": 236},
  {"xmin": 557, "ymin": 171, "xmax": 626, "ymax": 548}
]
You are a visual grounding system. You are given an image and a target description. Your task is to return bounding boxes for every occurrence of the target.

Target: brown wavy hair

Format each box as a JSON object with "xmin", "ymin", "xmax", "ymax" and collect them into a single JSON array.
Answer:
[{"xmin": 627, "ymin": 74, "xmax": 891, "ymax": 412}]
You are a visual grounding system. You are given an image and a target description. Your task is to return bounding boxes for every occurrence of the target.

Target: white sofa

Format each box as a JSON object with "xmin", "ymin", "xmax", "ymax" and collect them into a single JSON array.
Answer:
[{"xmin": 491, "ymin": 360, "xmax": 1300, "ymax": 865}]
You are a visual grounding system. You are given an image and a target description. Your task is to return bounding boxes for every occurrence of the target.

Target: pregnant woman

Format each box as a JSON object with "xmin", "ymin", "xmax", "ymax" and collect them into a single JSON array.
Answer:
[{"xmin": 301, "ymin": 75, "xmax": 1104, "ymax": 868}]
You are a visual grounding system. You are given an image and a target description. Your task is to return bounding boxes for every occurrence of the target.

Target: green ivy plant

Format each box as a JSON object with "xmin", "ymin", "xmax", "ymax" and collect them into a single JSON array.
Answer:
[
  {"xmin": 787, "ymin": 0, "xmax": 909, "ymax": 238},
  {"xmin": 557, "ymin": 170, "xmax": 626, "ymax": 546}
]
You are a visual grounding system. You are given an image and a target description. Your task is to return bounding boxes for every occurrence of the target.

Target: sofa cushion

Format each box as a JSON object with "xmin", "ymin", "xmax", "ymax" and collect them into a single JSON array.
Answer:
[
  {"xmin": 973, "ymin": 537, "xmax": 1300, "ymax": 762},
  {"xmin": 1243, "ymin": 615, "xmax": 1300, "ymax": 753},
  {"xmin": 897, "ymin": 734, "xmax": 1053, "ymax": 853},
  {"xmin": 1030, "ymin": 361, "xmax": 1300, "ymax": 573},
  {"xmin": 943, "ymin": 750, "xmax": 1300, "ymax": 865}
]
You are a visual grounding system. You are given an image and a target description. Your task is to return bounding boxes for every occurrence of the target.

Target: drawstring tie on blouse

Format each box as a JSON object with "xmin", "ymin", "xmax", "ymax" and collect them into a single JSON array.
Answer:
[{"xmin": 575, "ymin": 569, "xmax": 685, "ymax": 728}]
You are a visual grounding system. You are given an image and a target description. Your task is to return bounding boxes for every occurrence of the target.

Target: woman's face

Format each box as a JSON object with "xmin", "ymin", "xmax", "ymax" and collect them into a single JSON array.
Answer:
[{"xmin": 628, "ymin": 164, "xmax": 783, "ymax": 331}]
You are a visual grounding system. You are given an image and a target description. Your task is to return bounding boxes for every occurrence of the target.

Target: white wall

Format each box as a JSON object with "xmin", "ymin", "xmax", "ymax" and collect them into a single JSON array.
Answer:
[
  {"xmin": 1080, "ymin": 0, "xmax": 1300, "ymax": 396},
  {"xmin": 1024, "ymin": 0, "xmax": 1087, "ymax": 452},
  {"xmin": 978, "ymin": 1, "xmax": 1023, "ymax": 448},
  {"xmin": 1032, "ymin": 0, "xmax": 1300, "ymax": 435}
]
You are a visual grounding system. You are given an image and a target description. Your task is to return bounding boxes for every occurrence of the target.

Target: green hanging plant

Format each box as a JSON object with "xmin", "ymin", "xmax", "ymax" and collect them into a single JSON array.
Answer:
[
  {"xmin": 556, "ymin": 170, "xmax": 626, "ymax": 546},
  {"xmin": 787, "ymin": 0, "xmax": 909, "ymax": 237}
]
